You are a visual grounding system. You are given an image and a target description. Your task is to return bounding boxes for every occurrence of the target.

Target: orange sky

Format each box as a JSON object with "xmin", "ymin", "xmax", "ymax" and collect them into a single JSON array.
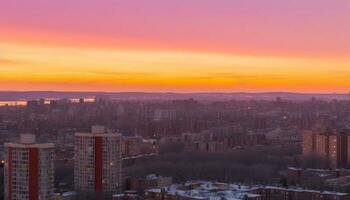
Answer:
[{"xmin": 0, "ymin": 0, "xmax": 349, "ymax": 93}]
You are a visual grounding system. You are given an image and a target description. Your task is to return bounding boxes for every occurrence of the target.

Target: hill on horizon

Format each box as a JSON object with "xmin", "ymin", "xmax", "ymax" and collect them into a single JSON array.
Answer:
[{"xmin": 0, "ymin": 91, "xmax": 349, "ymax": 101}]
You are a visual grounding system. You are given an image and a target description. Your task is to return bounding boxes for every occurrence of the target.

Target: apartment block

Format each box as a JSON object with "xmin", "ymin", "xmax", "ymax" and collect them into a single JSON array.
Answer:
[
  {"xmin": 4, "ymin": 134, "xmax": 55, "ymax": 200},
  {"xmin": 74, "ymin": 126, "xmax": 122, "ymax": 194}
]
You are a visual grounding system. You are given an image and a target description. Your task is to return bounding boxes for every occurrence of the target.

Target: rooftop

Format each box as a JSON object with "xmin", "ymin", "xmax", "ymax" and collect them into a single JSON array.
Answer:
[{"xmin": 146, "ymin": 180, "xmax": 349, "ymax": 200}]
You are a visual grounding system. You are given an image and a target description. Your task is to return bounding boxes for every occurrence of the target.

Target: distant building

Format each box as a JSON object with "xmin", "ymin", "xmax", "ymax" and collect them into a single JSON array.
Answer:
[
  {"xmin": 329, "ymin": 135, "xmax": 348, "ymax": 168},
  {"xmin": 26, "ymin": 100, "xmax": 39, "ymax": 109},
  {"xmin": 122, "ymin": 136, "xmax": 143, "ymax": 158},
  {"xmin": 185, "ymin": 140, "xmax": 229, "ymax": 153},
  {"xmin": 287, "ymin": 167, "xmax": 350, "ymax": 187},
  {"xmin": 181, "ymin": 128, "xmax": 266, "ymax": 153},
  {"xmin": 4, "ymin": 134, "xmax": 55, "ymax": 200},
  {"xmin": 154, "ymin": 109, "xmax": 177, "ymax": 121},
  {"xmin": 316, "ymin": 134, "xmax": 329, "ymax": 157},
  {"xmin": 74, "ymin": 126, "xmax": 122, "ymax": 194},
  {"xmin": 302, "ymin": 130, "xmax": 316, "ymax": 155},
  {"xmin": 123, "ymin": 174, "xmax": 173, "ymax": 195},
  {"xmin": 112, "ymin": 192, "xmax": 140, "ymax": 200},
  {"xmin": 302, "ymin": 129, "xmax": 349, "ymax": 169}
]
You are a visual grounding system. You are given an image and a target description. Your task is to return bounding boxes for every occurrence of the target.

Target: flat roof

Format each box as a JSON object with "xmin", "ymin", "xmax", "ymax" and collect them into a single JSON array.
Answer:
[
  {"xmin": 75, "ymin": 132, "xmax": 122, "ymax": 137},
  {"xmin": 4, "ymin": 143, "xmax": 55, "ymax": 148}
]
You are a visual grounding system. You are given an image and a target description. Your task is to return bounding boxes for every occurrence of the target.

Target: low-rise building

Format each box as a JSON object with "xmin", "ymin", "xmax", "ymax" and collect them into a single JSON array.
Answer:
[
  {"xmin": 144, "ymin": 181, "xmax": 350, "ymax": 200},
  {"xmin": 124, "ymin": 174, "xmax": 173, "ymax": 194}
]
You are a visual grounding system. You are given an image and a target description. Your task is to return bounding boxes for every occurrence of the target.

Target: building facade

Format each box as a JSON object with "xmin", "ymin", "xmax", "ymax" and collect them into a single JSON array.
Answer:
[
  {"xmin": 74, "ymin": 126, "xmax": 122, "ymax": 194},
  {"xmin": 122, "ymin": 136, "xmax": 143, "ymax": 158},
  {"xmin": 302, "ymin": 130, "xmax": 316, "ymax": 155},
  {"xmin": 302, "ymin": 130, "xmax": 350, "ymax": 169},
  {"xmin": 4, "ymin": 134, "xmax": 55, "ymax": 200}
]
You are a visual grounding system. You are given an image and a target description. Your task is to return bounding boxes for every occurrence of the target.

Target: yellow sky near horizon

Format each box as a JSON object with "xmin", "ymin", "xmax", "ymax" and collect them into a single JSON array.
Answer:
[{"xmin": 1, "ymin": 41, "xmax": 350, "ymax": 93}]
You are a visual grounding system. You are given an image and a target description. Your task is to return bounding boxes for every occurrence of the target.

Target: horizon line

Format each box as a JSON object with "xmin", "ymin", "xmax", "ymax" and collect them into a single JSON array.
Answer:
[{"xmin": 0, "ymin": 90, "xmax": 349, "ymax": 95}]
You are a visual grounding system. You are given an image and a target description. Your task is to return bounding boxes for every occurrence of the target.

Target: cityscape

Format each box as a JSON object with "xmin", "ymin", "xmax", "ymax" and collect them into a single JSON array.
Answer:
[
  {"xmin": 1, "ymin": 0, "xmax": 350, "ymax": 200},
  {"xmin": 0, "ymin": 94, "xmax": 350, "ymax": 200}
]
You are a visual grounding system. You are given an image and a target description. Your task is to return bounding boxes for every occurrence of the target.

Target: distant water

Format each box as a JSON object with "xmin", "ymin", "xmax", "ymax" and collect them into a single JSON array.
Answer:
[
  {"xmin": 0, "ymin": 98, "xmax": 95, "ymax": 107},
  {"xmin": 0, "ymin": 100, "xmax": 27, "ymax": 106}
]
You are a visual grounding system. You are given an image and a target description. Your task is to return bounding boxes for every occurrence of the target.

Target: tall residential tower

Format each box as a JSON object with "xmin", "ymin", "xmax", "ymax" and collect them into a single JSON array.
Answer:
[
  {"xmin": 4, "ymin": 134, "xmax": 55, "ymax": 200},
  {"xmin": 74, "ymin": 126, "xmax": 122, "ymax": 194}
]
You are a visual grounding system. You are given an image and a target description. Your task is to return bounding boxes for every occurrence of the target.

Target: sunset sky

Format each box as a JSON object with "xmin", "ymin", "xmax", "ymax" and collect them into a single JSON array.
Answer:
[{"xmin": 0, "ymin": 0, "xmax": 349, "ymax": 93}]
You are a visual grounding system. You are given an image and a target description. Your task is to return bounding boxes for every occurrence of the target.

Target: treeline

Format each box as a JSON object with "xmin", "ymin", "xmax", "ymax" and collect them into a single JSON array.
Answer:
[{"xmin": 125, "ymin": 143, "xmax": 301, "ymax": 184}]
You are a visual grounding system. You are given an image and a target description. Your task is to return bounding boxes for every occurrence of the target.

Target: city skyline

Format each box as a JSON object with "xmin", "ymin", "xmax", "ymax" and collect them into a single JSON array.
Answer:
[{"xmin": 0, "ymin": 0, "xmax": 349, "ymax": 92}]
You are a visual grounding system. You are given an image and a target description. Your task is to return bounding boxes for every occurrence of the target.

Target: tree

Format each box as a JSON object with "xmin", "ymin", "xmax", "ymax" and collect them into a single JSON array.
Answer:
[{"xmin": 279, "ymin": 178, "xmax": 288, "ymax": 188}]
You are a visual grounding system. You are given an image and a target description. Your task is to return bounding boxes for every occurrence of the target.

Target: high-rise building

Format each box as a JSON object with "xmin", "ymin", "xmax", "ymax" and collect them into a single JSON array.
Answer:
[
  {"xmin": 347, "ymin": 136, "xmax": 350, "ymax": 166},
  {"xmin": 74, "ymin": 126, "xmax": 122, "ymax": 194},
  {"xmin": 329, "ymin": 134, "xmax": 348, "ymax": 168},
  {"xmin": 154, "ymin": 109, "xmax": 177, "ymax": 121},
  {"xmin": 315, "ymin": 134, "xmax": 329, "ymax": 157},
  {"xmin": 302, "ymin": 130, "xmax": 316, "ymax": 155},
  {"xmin": 4, "ymin": 134, "xmax": 55, "ymax": 200},
  {"xmin": 302, "ymin": 130, "xmax": 349, "ymax": 169}
]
